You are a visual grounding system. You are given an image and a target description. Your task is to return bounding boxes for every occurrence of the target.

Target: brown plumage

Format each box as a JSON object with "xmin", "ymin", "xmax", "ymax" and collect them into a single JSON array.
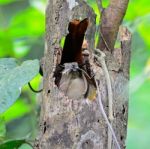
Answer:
[
  {"xmin": 60, "ymin": 18, "xmax": 89, "ymax": 65},
  {"xmin": 54, "ymin": 18, "xmax": 96, "ymax": 100}
]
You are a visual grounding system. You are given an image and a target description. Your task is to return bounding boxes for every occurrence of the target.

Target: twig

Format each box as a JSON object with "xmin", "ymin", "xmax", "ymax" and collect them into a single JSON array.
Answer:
[
  {"xmin": 96, "ymin": 0, "xmax": 103, "ymax": 13},
  {"xmin": 95, "ymin": 79, "xmax": 120, "ymax": 149},
  {"xmin": 28, "ymin": 82, "xmax": 43, "ymax": 93},
  {"xmin": 95, "ymin": 0, "xmax": 112, "ymax": 53},
  {"xmin": 100, "ymin": 30, "xmax": 112, "ymax": 51},
  {"xmin": 95, "ymin": 0, "xmax": 112, "ymax": 52}
]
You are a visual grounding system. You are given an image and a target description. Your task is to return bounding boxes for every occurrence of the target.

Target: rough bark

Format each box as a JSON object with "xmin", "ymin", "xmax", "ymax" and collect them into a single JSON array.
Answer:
[{"xmin": 34, "ymin": 0, "xmax": 131, "ymax": 149}]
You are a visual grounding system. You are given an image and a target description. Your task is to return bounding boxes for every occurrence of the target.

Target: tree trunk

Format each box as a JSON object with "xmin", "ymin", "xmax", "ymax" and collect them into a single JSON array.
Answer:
[{"xmin": 34, "ymin": 0, "xmax": 131, "ymax": 149}]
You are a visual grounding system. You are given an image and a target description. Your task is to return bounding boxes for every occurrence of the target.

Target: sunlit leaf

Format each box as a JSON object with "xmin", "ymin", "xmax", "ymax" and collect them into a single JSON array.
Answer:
[
  {"xmin": 60, "ymin": 37, "xmax": 65, "ymax": 48},
  {"xmin": 0, "ymin": 0, "xmax": 17, "ymax": 5},
  {"xmin": 10, "ymin": 7, "xmax": 45, "ymax": 38},
  {"xmin": 87, "ymin": 0, "xmax": 100, "ymax": 24},
  {"xmin": 29, "ymin": 74, "xmax": 42, "ymax": 91},
  {"xmin": 1, "ymin": 98, "xmax": 32, "ymax": 123},
  {"xmin": 0, "ymin": 30, "xmax": 14, "ymax": 57},
  {"xmin": 125, "ymin": 0, "xmax": 150, "ymax": 20}
]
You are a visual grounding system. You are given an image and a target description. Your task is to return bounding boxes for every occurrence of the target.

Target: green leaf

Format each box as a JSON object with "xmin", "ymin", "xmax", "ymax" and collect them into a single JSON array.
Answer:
[
  {"xmin": 19, "ymin": 143, "xmax": 32, "ymax": 149},
  {"xmin": 10, "ymin": 7, "xmax": 45, "ymax": 38},
  {"xmin": 0, "ymin": 58, "xmax": 17, "ymax": 77},
  {"xmin": 0, "ymin": 30, "xmax": 14, "ymax": 58},
  {"xmin": 87, "ymin": 0, "xmax": 100, "ymax": 24},
  {"xmin": 0, "ymin": 117, "xmax": 6, "ymax": 140},
  {"xmin": 0, "ymin": 140, "xmax": 26, "ymax": 149},
  {"xmin": 125, "ymin": 0, "xmax": 150, "ymax": 20},
  {"xmin": 0, "ymin": 58, "xmax": 39, "ymax": 113},
  {"xmin": 1, "ymin": 98, "xmax": 32, "ymax": 123},
  {"xmin": 0, "ymin": 0, "xmax": 17, "ymax": 5}
]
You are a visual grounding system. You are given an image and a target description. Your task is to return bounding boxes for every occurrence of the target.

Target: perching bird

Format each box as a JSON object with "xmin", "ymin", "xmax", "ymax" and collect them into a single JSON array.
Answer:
[{"xmin": 54, "ymin": 18, "xmax": 96, "ymax": 100}]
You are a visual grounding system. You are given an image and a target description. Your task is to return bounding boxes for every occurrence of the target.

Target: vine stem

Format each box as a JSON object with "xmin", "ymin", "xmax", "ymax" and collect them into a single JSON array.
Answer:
[{"xmin": 94, "ymin": 49, "xmax": 120, "ymax": 149}]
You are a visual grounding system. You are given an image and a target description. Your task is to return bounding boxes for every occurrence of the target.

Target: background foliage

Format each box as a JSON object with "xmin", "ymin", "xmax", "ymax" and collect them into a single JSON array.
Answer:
[{"xmin": 0, "ymin": 0, "xmax": 150, "ymax": 148}]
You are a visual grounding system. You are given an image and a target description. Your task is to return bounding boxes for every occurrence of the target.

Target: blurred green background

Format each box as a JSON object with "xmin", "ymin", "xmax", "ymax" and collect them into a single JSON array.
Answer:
[{"xmin": 0, "ymin": 0, "xmax": 150, "ymax": 148}]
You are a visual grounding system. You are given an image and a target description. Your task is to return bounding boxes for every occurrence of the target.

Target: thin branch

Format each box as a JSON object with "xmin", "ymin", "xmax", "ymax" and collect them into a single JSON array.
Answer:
[
  {"xmin": 96, "ymin": 0, "xmax": 103, "ymax": 13},
  {"xmin": 28, "ymin": 82, "xmax": 43, "ymax": 93},
  {"xmin": 100, "ymin": 30, "xmax": 112, "ymax": 51},
  {"xmin": 98, "ymin": 0, "xmax": 129, "ymax": 51}
]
